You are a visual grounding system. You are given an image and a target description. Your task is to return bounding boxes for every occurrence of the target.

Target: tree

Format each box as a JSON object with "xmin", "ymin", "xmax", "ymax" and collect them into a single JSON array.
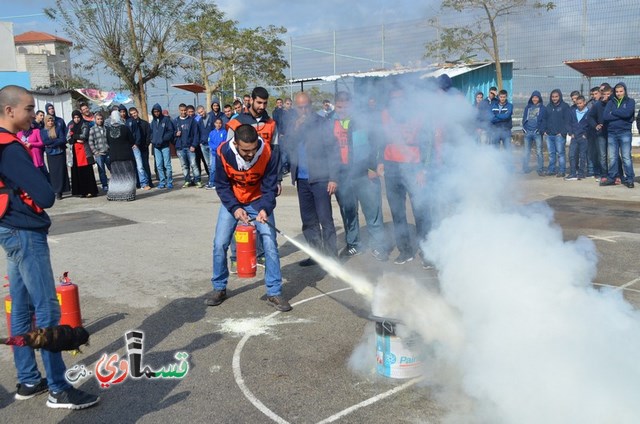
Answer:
[
  {"xmin": 425, "ymin": 0, "xmax": 555, "ymax": 90},
  {"xmin": 176, "ymin": 1, "xmax": 288, "ymax": 108},
  {"xmin": 45, "ymin": 0, "xmax": 189, "ymax": 118}
]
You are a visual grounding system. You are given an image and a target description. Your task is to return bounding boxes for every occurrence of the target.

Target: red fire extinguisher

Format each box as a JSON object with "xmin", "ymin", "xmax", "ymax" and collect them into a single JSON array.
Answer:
[
  {"xmin": 56, "ymin": 272, "xmax": 82, "ymax": 328},
  {"xmin": 4, "ymin": 279, "xmax": 11, "ymax": 336},
  {"xmin": 3, "ymin": 277, "xmax": 36, "ymax": 338},
  {"xmin": 235, "ymin": 224, "xmax": 257, "ymax": 278}
]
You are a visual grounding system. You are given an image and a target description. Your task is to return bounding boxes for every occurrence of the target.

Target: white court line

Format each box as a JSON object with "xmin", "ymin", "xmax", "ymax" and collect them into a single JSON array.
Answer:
[
  {"xmin": 232, "ymin": 287, "xmax": 418, "ymax": 424},
  {"xmin": 617, "ymin": 277, "xmax": 640, "ymax": 291},
  {"xmin": 593, "ymin": 282, "xmax": 640, "ymax": 293},
  {"xmin": 315, "ymin": 377, "xmax": 421, "ymax": 424},
  {"xmin": 232, "ymin": 287, "xmax": 353, "ymax": 424},
  {"xmin": 587, "ymin": 235, "xmax": 620, "ymax": 243}
]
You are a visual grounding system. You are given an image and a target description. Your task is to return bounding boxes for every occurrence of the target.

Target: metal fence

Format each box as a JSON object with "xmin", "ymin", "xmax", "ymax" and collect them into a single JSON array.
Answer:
[{"xmin": 279, "ymin": 0, "xmax": 640, "ymax": 109}]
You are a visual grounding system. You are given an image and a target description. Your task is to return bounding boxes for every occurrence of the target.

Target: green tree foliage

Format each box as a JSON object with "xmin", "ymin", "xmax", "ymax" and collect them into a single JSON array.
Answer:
[
  {"xmin": 176, "ymin": 1, "xmax": 288, "ymax": 108},
  {"xmin": 425, "ymin": 0, "xmax": 555, "ymax": 90},
  {"xmin": 45, "ymin": 0, "xmax": 187, "ymax": 118}
]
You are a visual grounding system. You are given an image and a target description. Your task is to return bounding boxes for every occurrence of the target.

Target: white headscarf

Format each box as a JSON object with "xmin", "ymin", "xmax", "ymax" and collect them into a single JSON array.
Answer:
[{"xmin": 110, "ymin": 110, "xmax": 123, "ymax": 126}]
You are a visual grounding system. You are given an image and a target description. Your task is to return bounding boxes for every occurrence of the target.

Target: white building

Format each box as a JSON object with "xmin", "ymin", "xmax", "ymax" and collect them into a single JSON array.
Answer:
[{"xmin": 14, "ymin": 31, "xmax": 73, "ymax": 89}]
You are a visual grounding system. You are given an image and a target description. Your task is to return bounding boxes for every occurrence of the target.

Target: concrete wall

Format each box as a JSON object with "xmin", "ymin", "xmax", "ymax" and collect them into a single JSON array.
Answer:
[{"xmin": 0, "ymin": 22, "xmax": 18, "ymax": 72}]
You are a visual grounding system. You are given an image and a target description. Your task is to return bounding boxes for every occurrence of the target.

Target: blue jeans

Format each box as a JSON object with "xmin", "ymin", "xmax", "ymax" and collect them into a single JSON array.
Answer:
[
  {"xmin": 296, "ymin": 179, "xmax": 337, "ymax": 256},
  {"xmin": 132, "ymin": 146, "xmax": 149, "ymax": 187},
  {"xmin": 335, "ymin": 174, "xmax": 386, "ymax": 252},
  {"xmin": 200, "ymin": 144, "xmax": 211, "ymax": 171},
  {"xmin": 177, "ymin": 148, "xmax": 200, "ymax": 183},
  {"xmin": 546, "ymin": 134, "xmax": 566, "ymax": 175},
  {"xmin": 596, "ymin": 135, "xmax": 608, "ymax": 178},
  {"xmin": 94, "ymin": 153, "xmax": 110, "ymax": 189},
  {"xmin": 153, "ymin": 145, "xmax": 173, "ymax": 187},
  {"xmin": 568, "ymin": 137, "xmax": 588, "ymax": 177},
  {"xmin": 208, "ymin": 152, "xmax": 216, "ymax": 187},
  {"xmin": 211, "ymin": 205, "xmax": 282, "ymax": 296},
  {"xmin": 0, "ymin": 227, "xmax": 71, "ymax": 392},
  {"xmin": 523, "ymin": 132, "xmax": 543, "ymax": 173},
  {"xmin": 384, "ymin": 170, "xmax": 428, "ymax": 256},
  {"xmin": 490, "ymin": 127, "xmax": 512, "ymax": 151},
  {"xmin": 141, "ymin": 145, "xmax": 153, "ymax": 187},
  {"xmin": 606, "ymin": 132, "xmax": 634, "ymax": 184}
]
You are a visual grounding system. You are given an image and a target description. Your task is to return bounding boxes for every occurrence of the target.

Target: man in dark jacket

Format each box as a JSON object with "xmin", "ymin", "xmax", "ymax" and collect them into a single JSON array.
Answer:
[
  {"xmin": 331, "ymin": 91, "xmax": 387, "ymax": 260},
  {"xmin": 601, "ymin": 82, "xmax": 636, "ymax": 188},
  {"xmin": 150, "ymin": 103, "xmax": 175, "ymax": 189},
  {"xmin": 0, "ymin": 85, "xmax": 99, "ymax": 409},
  {"xmin": 208, "ymin": 124, "xmax": 291, "ymax": 312},
  {"xmin": 544, "ymin": 89, "xmax": 572, "ymax": 177},
  {"xmin": 174, "ymin": 103, "xmax": 202, "ymax": 188},
  {"xmin": 522, "ymin": 90, "xmax": 546, "ymax": 175},
  {"xmin": 490, "ymin": 90, "xmax": 513, "ymax": 150},
  {"xmin": 286, "ymin": 91, "xmax": 340, "ymax": 265},
  {"xmin": 119, "ymin": 105, "xmax": 150, "ymax": 190},
  {"xmin": 129, "ymin": 107, "xmax": 153, "ymax": 188},
  {"xmin": 589, "ymin": 84, "xmax": 614, "ymax": 182}
]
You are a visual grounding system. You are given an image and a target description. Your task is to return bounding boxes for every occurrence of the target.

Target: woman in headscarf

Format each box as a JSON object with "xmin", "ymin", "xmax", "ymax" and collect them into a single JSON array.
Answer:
[
  {"xmin": 18, "ymin": 119, "xmax": 49, "ymax": 181},
  {"xmin": 41, "ymin": 115, "xmax": 70, "ymax": 200},
  {"xmin": 68, "ymin": 110, "xmax": 98, "ymax": 198},
  {"xmin": 106, "ymin": 110, "xmax": 136, "ymax": 201}
]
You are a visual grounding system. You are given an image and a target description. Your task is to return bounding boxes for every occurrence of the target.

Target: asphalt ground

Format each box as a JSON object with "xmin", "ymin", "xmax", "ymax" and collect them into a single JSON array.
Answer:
[{"xmin": 1, "ymin": 153, "xmax": 639, "ymax": 423}]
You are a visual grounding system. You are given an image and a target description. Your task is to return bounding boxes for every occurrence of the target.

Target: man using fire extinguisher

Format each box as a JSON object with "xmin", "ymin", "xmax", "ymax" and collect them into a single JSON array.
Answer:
[
  {"xmin": 0, "ymin": 85, "xmax": 99, "ymax": 409},
  {"xmin": 207, "ymin": 124, "xmax": 292, "ymax": 312}
]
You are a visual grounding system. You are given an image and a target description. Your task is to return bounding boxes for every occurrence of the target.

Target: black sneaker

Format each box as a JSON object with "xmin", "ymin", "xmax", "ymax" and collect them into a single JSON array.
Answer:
[
  {"xmin": 371, "ymin": 249, "xmax": 389, "ymax": 262},
  {"xmin": 393, "ymin": 252, "xmax": 414, "ymax": 265},
  {"xmin": 625, "ymin": 181, "xmax": 635, "ymax": 188},
  {"xmin": 257, "ymin": 256, "xmax": 266, "ymax": 268},
  {"xmin": 205, "ymin": 290, "xmax": 227, "ymax": 306},
  {"xmin": 600, "ymin": 179, "xmax": 615, "ymax": 186},
  {"xmin": 299, "ymin": 258, "xmax": 317, "ymax": 267},
  {"xmin": 46, "ymin": 387, "xmax": 99, "ymax": 410},
  {"xmin": 266, "ymin": 295, "xmax": 292, "ymax": 312},
  {"xmin": 15, "ymin": 378, "xmax": 48, "ymax": 400},
  {"xmin": 555, "ymin": 173, "xmax": 565, "ymax": 178},
  {"xmin": 339, "ymin": 246, "xmax": 362, "ymax": 257}
]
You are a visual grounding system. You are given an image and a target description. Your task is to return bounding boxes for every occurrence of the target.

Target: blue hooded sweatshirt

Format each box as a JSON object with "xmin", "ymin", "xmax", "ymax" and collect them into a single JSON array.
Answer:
[
  {"xmin": 544, "ymin": 89, "xmax": 572, "ymax": 136},
  {"xmin": 603, "ymin": 82, "xmax": 636, "ymax": 134},
  {"xmin": 522, "ymin": 91, "xmax": 546, "ymax": 133},
  {"xmin": 173, "ymin": 114, "xmax": 198, "ymax": 149},
  {"xmin": 150, "ymin": 103, "xmax": 175, "ymax": 147},
  {"xmin": 569, "ymin": 105, "xmax": 590, "ymax": 140},
  {"xmin": 44, "ymin": 102, "xmax": 66, "ymax": 136}
]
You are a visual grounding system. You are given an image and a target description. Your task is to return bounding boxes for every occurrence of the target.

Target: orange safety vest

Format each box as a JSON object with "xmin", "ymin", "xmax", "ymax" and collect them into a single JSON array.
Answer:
[
  {"xmin": 381, "ymin": 110, "xmax": 421, "ymax": 164},
  {"xmin": 218, "ymin": 141, "xmax": 272, "ymax": 204},
  {"xmin": 0, "ymin": 132, "xmax": 44, "ymax": 218},
  {"xmin": 333, "ymin": 119, "xmax": 350, "ymax": 164},
  {"xmin": 227, "ymin": 117, "xmax": 277, "ymax": 146}
]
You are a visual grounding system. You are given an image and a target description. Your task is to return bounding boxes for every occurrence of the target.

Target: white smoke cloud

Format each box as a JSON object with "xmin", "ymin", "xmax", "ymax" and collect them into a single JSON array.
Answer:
[{"xmin": 345, "ymin": 76, "xmax": 640, "ymax": 422}]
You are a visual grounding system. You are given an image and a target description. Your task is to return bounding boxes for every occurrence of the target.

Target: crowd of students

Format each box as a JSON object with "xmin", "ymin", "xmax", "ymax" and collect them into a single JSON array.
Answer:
[{"xmin": 475, "ymin": 83, "xmax": 638, "ymax": 187}]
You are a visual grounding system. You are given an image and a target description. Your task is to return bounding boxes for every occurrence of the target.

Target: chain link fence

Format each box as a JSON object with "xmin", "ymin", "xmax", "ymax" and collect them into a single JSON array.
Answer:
[{"xmin": 279, "ymin": 0, "xmax": 640, "ymax": 109}]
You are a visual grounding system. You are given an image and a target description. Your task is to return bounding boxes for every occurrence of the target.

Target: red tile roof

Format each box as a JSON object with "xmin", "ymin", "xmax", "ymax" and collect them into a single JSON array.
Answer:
[{"xmin": 14, "ymin": 31, "xmax": 72, "ymax": 46}]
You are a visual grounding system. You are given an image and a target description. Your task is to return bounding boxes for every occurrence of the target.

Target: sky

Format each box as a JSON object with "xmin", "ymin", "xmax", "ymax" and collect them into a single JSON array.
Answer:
[
  {"xmin": 2, "ymin": 1, "xmax": 639, "ymax": 110},
  {"xmin": 3, "ymin": 0, "xmax": 435, "ymax": 38},
  {"xmin": 0, "ymin": 0, "xmax": 438, "ymax": 109}
]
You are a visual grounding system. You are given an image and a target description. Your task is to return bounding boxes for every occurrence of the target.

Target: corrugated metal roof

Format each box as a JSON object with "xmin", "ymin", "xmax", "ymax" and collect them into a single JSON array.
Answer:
[
  {"xmin": 289, "ymin": 62, "xmax": 507, "ymax": 83},
  {"xmin": 564, "ymin": 57, "xmax": 640, "ymax": 77},
  {"xmin": 14, "ymin": 31, "xmax": 73, "ymax": 46}
]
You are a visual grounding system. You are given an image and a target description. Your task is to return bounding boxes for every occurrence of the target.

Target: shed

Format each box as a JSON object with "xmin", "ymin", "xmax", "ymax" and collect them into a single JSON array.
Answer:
[{"xmin": 289, "ymin": 62, "xmax": 513, "ymax": 105}]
